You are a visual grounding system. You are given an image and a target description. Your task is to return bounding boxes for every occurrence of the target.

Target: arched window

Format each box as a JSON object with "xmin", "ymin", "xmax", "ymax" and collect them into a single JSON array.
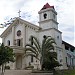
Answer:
[
  {"xmin": 17, "ymin": 30, "xmax": 21, "ymax": 36},
  {"xmin": 7, "ymin": 40, "xmax": 10, "ymax": 46},
  {"xmin": 43, "ymin": 13, "xmax": 47, "ymax": 19}
]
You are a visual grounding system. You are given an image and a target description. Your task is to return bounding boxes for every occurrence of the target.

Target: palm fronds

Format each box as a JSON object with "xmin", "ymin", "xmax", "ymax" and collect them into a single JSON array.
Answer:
[{"xmin": 25, "ymin": 35, "xmax": 59, "ymax": 70}]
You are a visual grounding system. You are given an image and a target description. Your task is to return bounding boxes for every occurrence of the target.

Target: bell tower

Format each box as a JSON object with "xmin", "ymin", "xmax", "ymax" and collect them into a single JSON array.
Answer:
[
  {"xmin": 38, "ymin": 3, "xmax": 58, "ymax": 30},
  {"xmin": 38, "ymin": 3, "xmax": 64, "ymax": 69}
]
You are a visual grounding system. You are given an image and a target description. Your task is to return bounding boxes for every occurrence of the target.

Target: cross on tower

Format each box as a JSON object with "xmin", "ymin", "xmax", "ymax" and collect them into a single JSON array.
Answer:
[{"xmin": 18, "ymin": 10, "xmax": 21, "ymax": 17}]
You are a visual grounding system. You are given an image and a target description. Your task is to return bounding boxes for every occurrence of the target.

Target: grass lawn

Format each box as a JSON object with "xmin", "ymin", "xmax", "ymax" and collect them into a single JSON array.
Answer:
[{"xmin": 55, "ymin": 69, "xmax": 75, "ymax": 75}]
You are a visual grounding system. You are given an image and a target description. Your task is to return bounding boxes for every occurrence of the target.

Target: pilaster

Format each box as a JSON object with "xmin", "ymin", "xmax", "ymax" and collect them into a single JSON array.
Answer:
[{"xmin": 12, "ymin": 26, "xmax": 15, "ymax": 46}]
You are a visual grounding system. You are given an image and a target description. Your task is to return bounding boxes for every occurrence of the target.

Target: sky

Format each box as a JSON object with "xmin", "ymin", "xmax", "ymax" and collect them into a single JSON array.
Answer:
[{"xmin": 0, "ymin": 0, "xmax": 75, "ymax": 46}]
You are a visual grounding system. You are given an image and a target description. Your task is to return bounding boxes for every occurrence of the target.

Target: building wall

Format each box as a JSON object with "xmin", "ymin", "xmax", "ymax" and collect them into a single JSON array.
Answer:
[
  {"xmin": 25, "ymin": 26, "xmax": 37, "ymax": 44},
  {"xmin": 39, "ymin": 9, "xmax": 57, "ymax": 22},
  {"xmin": 15, "ymin": 24, "xmax": 24, "ymax": 40},
  {"xmin": 38, "ymin": 29, "xmax": 54, "ymax": 44},
  {"xmin": 4, "ymin": 29, "xmax": 13, "ymax": 46},
  {"xmin": 39, "ymin": 21, "xmax": 58, "ymax": 30},
  {"xmin": 62, "ymin": 43, "xmax": 75, "ymax": 69},
  {"xmin": 62, "ymin": 44, "xmax": 68, "ymax": 69},
  {"xmin": 54, "ymin": 30, "xmax": 62, "ymax": 47},
  {"xmin": 66, "ymin": 50, "xmax": 75, "ymax": 69}
]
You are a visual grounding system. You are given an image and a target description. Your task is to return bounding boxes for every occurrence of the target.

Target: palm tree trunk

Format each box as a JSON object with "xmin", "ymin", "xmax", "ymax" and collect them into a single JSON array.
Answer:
[
  {"xmin": 1, "ymin": 64, "xmax": 4, "ymax": 75},
  {"xmin": 40, "ymin": 56, "xmax": 43, "ymax": 70},
  {"xmin": 41, "ymin": 49, "xmax": 44, "ymax": 70}
]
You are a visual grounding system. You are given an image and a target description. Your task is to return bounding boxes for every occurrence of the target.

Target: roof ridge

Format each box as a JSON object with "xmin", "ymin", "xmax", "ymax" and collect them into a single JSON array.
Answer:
[{"xmin": 41, "ymin": 3, "xmax": 54, "ymax": 10}]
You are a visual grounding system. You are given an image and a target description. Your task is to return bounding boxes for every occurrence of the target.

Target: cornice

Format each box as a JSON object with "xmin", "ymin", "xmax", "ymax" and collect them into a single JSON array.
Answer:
[
  {"xmin": 10, "ymin": 46, "xmax": 25, "ymax": 50},
  {"xmin": 38, "ymin": 19, "xmax": 59, "ymax": 25},
  {"xmin": 38, "ymin": 28, "xmax": 62, "ymax": 33}
]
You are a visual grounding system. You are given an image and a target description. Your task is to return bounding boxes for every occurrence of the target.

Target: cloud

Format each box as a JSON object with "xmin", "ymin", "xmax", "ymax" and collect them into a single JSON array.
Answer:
[{"xmin": 0, "ymin": 0, "xmax": 74, "ymax": 46}]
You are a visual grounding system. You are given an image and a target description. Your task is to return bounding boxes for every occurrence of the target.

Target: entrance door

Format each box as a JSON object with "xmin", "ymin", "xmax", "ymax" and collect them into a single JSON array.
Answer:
[{"xmin": 16, "ymin": 55, "xmax": 22, "ymax": 69}]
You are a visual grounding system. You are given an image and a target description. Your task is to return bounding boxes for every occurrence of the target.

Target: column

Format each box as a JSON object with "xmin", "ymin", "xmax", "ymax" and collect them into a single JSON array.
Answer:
[
  {"xmin": 12, "ymin": 26, "xmax": 15, "ymax": 46},
  {"xmin": 22, "ymin": 55, "xmax": 26, "ymax": 69},
  {"xmin": 23, "ymin": 24, "xmax": 26, "ymax": 47}
]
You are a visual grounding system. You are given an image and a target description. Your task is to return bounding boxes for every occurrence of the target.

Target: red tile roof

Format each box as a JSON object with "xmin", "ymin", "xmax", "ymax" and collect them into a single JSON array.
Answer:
[{"xmin": 41, "ymin": 3, "xmax": 54, "ymax": 10}]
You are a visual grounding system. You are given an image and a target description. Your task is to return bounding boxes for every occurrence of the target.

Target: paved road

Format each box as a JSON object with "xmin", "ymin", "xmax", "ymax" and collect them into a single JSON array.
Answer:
[{"xmin": 3, "ymin": 70, "xmax": 53, "ymax": 75}]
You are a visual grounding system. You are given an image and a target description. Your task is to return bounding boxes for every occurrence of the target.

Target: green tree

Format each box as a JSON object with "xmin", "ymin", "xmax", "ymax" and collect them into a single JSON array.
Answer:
[
  {"xmin": 43, "ymin": 52, "xmax": 61, "ymax": 70},
  {"xmin": 25, "ymin": 35, "xmax": 60, "ymax": 70},
  {"xmin": 0, "ymin": 43, "xmax": 15, "ymax": 75}
]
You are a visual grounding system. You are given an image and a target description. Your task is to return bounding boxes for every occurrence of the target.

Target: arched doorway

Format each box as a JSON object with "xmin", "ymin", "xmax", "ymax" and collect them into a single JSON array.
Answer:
[{"xmin": 16, "ymin": 55, "xmax": 22, "ymax": 69}]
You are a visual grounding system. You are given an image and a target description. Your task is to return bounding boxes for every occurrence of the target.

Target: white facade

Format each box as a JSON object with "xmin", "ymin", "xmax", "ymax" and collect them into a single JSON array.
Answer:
[
  {"xmin": 0, "ymin": 3, "xmax": 75, "ymax": 70},
  {"xmin": 1, "ymin": 18, "xmax": 41, "ymax": 69},
  {"xmin": 62, "ymin": 41, "xmax": 75, "ymax": 69}
]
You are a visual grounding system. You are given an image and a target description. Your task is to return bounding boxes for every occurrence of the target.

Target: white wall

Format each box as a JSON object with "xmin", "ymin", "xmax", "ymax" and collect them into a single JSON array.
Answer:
[
  {"xmin": 38, "ymin": 29, "xmax": 54, "ymax": 44},
  {"xmin": 62, "ymin": 44, "xmax": 68, "ymax": 69},
  {"xmin": 39, "ymin": 9, "xmax": 57, "ymax": 22},
  {"xmin": 39, "ymin": 8, "xmax": 58, "ymax": 30},
  {"xmin": 54, "ymin": 30, "xmax": 62, "ymax": 47},
  {"xmin": 4, "ymin": 30, "xmax": 13, "ymax": 46},
  {"xmin": 26, "ymin": 26, "xmax": 38, "ymax": 44},
  {"xmin": 15, "ymin": 24, "xmax": 24, "ymax": 39},
  {"xmin": 39, "ymin": 21, "xmax": 58, "ymax": 30}
]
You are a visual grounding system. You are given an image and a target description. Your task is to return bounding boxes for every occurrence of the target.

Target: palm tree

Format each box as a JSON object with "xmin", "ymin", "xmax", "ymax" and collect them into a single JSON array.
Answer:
[
  {"xmin": 25, "ymin": 35, "xmax": 41, "ymax": 60},
  {"xmin": 25, "ymin": 35, "xmax": 56, "ymax": 70}
]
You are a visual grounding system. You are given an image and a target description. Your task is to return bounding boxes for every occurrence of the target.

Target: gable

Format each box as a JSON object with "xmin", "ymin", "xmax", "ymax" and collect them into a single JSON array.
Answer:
[{"xmin": 0, "ymin": 17, "xmax": 41, "ymax": 38}]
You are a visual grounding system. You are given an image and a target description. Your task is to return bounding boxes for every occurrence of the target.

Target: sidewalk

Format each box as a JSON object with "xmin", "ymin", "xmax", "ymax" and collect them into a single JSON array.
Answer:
[
  {"xmin": 4, "ymin": 70, "xmax": 31, "ymax": 75},
  {"xmin": 3, "ymin": 70, "xmax": 53, "ymax": 75}
]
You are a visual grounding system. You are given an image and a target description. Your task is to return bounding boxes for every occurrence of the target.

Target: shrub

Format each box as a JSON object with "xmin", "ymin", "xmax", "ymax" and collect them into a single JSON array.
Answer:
[
  {"xmin": 5, "ymin": 66, "xmax": 10, "ymax": 69},
  {"xmin": 25, "ymin": 65, "xmax": 34, "ymax": 70}
]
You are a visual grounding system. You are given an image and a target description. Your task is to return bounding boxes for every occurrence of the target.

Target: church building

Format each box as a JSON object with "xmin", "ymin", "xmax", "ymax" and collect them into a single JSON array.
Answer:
[{"xmin": 0, "ymin": 3, "xmax": 75, "ymax": 70}]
